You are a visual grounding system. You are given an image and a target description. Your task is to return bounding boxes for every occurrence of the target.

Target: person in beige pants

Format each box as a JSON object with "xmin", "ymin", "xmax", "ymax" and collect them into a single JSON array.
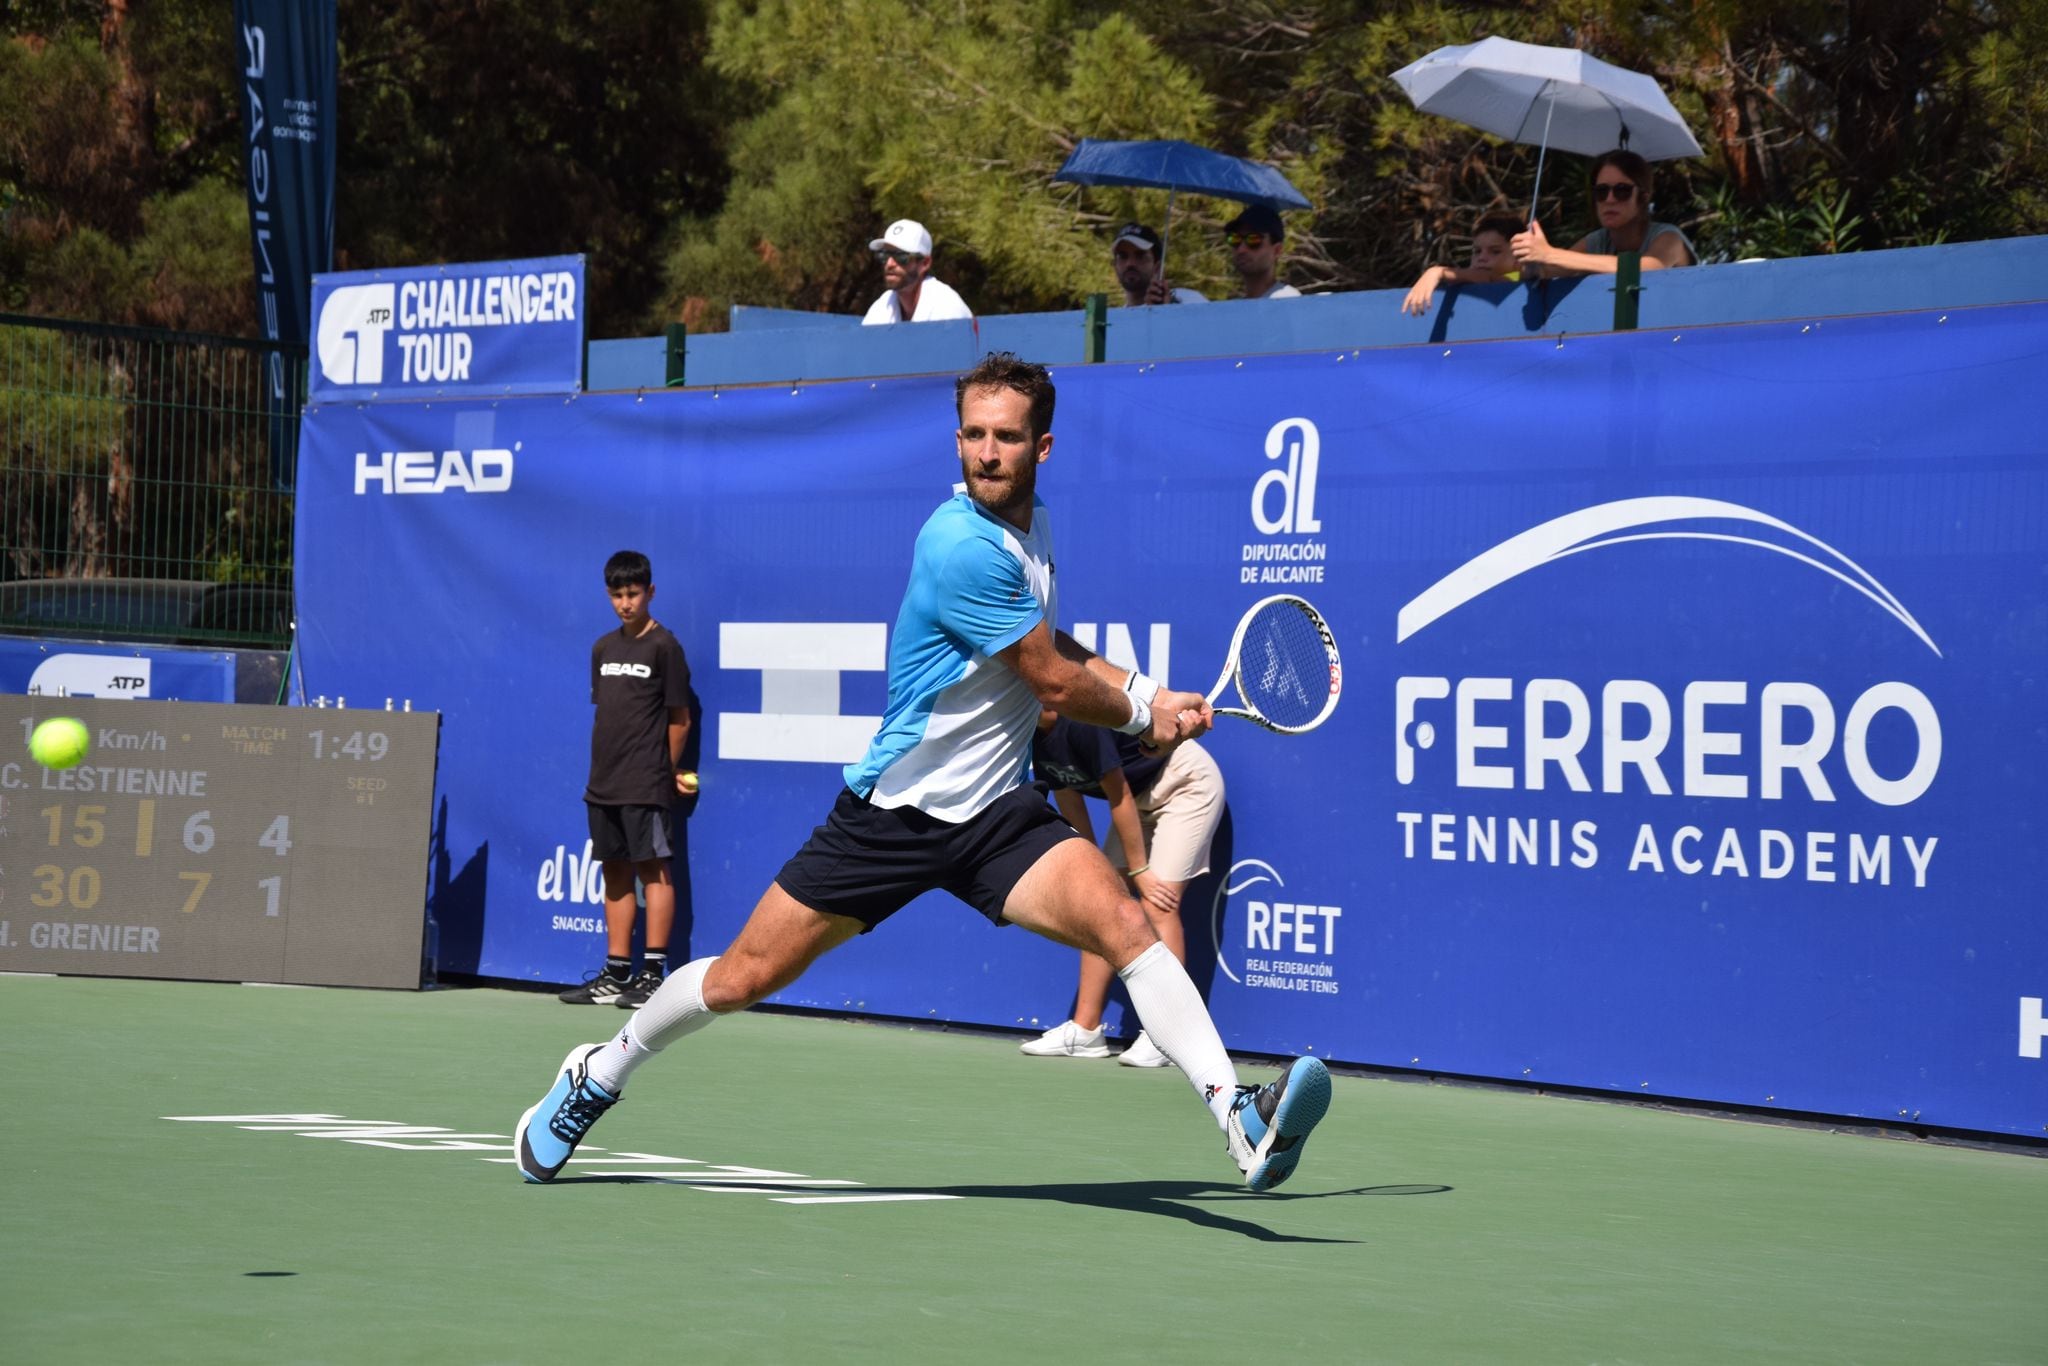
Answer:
[{"xmin": 1020, "ymin": 708, "xmax": 1226, "ymax": 1068}]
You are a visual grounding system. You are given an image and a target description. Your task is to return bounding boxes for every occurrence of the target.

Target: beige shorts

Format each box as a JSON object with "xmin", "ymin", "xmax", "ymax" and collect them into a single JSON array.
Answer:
[{"xmin": 1102, "ymin": 739, "xmax": 1225, "ymax": 884}]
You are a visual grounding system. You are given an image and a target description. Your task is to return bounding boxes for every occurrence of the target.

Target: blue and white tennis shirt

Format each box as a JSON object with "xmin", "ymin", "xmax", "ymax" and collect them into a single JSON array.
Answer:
[{"xmin": 844, "ymin": 491, "xmax": 1057, "ymax": 822}]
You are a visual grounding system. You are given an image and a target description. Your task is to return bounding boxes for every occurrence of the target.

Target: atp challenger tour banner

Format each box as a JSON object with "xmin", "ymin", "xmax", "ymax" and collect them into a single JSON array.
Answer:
[
  {"xmin": 293, "ymin": 303, "xmax": 2046, "ymax": 1138},
  {"xmin": 309, "ymin": 255, "xmax": 586, "ymax": 403}
]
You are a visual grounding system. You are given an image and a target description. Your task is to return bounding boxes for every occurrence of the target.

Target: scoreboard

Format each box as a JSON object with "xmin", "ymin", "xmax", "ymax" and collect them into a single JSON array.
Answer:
[{"xmin": 0, "ymin": 694, "xmax": 439, "ymax": 989}]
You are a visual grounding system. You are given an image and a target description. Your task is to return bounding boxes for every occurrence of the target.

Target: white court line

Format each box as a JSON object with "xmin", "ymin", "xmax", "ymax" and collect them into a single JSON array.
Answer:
[{"xmin": 179, "ymin": 1116, "xmax": 963, "ymax": 1205}]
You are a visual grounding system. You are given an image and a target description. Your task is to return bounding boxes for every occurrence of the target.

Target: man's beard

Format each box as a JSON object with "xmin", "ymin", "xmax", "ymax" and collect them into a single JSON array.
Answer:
[{"xmin": 962, "ymin": 459, "xmax": 1035, "ymax": 519}]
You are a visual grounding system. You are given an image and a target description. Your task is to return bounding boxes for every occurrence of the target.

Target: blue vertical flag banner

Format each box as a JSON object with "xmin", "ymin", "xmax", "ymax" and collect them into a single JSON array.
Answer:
[
  {"xmin": 308, "ymin": 257, "xmax": 588, "ymax": 402},
  {"xmin": 232, "ymin": 0, "xmax": 336, "ymax": 484},
  {"xmin": 292, "ymin": 304, "xmax": 2047, "ymax": 1139}
]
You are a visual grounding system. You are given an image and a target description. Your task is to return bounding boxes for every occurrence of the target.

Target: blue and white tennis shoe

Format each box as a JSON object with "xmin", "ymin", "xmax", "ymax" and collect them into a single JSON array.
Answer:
[
  {"xmin": 516, "ymin": 1044, "xmax": 618, "ymax": 1183},
  {"xmin": 1223, "ymin": 1056, "xmax": 1332, "ymax": 1192}
]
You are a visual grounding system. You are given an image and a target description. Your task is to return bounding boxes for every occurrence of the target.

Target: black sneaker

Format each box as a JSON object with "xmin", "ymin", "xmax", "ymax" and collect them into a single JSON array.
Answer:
[
  {"xmin": 614, "ymin": 968, "xmax": 665, "ymax": 1009},
  {"xmin": 558, "ymin": 972, "xmax": 629, "ymax": 1005}
]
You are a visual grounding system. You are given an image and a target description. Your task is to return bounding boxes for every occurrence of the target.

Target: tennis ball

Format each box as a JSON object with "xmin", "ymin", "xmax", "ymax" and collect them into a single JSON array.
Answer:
[
  {"xmin": 30, "ymin": 716, "xmax": 92, "ymax": 770},
  {"xmin": 678, "ymin": 771, "xmax": 700, "ymax": 794}
]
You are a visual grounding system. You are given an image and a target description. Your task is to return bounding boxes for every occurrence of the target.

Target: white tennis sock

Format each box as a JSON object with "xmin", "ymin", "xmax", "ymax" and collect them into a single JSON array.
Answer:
[
  {"xmin": 1118, "ymin": 941, "xmax": 1239, "ymax": 1128},
  {"xmin": 587, "ymin": 955, "xmax": 721, "ymax": 1094}
]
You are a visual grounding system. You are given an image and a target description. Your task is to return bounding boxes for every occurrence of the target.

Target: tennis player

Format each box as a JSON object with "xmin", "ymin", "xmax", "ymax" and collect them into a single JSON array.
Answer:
[{"xmin": 517, "ymin": 353, "xmax": 1331, "ymax": 1193}]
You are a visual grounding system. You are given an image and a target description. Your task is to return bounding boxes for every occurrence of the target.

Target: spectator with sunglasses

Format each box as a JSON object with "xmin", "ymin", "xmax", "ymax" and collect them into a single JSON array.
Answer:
[
  {"xmin": 1511, "ymin": 150, "xmax": 1697, "ymax": 280},
  {"xmin": 1223, "ymin": 204, "xmax": 1302, "ymax": 300},
  {"xmin": 861, "ymin": 218, "xmax": 975, "ymax": 325}
]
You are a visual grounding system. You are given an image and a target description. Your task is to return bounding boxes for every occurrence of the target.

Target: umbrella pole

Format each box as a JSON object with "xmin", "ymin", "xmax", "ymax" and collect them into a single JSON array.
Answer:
[
  {"xmin": 1162, "ymin": 187, "xmax": 1177, "ymax": 278},
  {"xmin": 1526, "ymin": 89, "xmax": 1558, "ymax": 227}
]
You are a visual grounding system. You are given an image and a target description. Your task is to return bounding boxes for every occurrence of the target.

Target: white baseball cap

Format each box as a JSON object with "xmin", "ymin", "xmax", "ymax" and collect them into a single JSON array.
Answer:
[{"xmin": 869, "ymin": 219, "xmax": 934, "ymax": 256}]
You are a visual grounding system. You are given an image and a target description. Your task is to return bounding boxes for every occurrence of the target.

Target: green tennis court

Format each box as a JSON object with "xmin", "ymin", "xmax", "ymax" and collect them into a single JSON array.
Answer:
[{"xmin": 4, "ymin": 974, "xmax": 2041, "ymax": 1364}]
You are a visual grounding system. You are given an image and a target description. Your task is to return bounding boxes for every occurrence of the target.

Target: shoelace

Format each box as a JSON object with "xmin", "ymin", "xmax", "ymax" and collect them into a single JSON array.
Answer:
[{"xmin": 548, "ymin": 1081, "xmax": 616, "ymax": 1141}]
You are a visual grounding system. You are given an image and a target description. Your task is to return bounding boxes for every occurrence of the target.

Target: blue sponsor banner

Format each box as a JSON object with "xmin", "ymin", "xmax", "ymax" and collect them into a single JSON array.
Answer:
[
  {"xmin": 309, "ymin": 255, "xmax": 585, "ymax": 403},
  {"xmin": 231, "ymin": 0, "xmax": 335, "ymax": 484},
  {"xmin": 231, "ymin": 0, "xmax": 335, "ymax": 346},
  {"xmin": 294, "ymin": 303, "xmax": 2048, "ymax": 1138},
  {"xmin": 0, "ymin": 638, "xmax": 236, "ymax": 702}
]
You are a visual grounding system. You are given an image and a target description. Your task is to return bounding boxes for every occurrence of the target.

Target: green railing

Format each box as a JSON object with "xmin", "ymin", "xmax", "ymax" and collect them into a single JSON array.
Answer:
[{"xmin": 0, "ymin": 313, "xmax": 303, "ymax": 649}]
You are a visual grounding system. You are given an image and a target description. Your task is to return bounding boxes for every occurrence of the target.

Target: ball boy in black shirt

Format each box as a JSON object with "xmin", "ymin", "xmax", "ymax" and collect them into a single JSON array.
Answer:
[{"xmin": 560, "ymin": 550, "xmax": 696, "ymax": 1008}]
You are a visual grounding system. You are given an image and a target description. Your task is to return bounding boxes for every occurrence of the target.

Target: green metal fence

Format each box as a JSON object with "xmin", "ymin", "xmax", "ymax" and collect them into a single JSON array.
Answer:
[{"xmin": 0, "ymin": 313, "xmax": 302, "ymax": 649}]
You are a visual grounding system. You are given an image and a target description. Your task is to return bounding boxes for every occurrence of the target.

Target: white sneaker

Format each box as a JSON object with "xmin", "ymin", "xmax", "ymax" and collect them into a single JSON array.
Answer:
[
  {"xmin": 1019, "ymin": 1020, "xmax": 1112, "ymax": 1058},
  {"xmin": 1117, "ymin": 1031, "xmax": 1172, "ymax": 1069}
]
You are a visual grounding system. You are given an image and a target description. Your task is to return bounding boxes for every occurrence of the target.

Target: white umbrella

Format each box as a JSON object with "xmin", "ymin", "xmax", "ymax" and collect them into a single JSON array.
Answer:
[{"xmin": 1391, "ymin": 36, "xmax": 1702, "ymax": 223}]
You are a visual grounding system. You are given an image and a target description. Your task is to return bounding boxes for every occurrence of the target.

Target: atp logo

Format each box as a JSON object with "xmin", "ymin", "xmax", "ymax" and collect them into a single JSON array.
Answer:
[
  {"xmin": 317, "ymin": 283, "xmax": 397, "ymax": 385},
  {"xmin": 28, "ymin": 654, "xmax": 152, "ymax": 699}
]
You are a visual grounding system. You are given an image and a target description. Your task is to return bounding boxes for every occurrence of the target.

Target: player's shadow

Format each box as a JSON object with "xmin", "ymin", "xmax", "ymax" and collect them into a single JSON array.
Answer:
[
  {"xmin": 564, "ymin": 1174, "xmax": 1449, "ymax": 1243},
  {"xmin": 914, "ymin": 1179, "xmax": 1449, "ymax": 1243}
]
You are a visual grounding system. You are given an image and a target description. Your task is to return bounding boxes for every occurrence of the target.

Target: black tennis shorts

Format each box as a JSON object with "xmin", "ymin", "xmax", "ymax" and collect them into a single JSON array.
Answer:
[
  {"xmin": 774, "ymin": 783, "xmax": 1081, "ymax": 931},
  {"xmin": 586, "ymin": 801, "xmax": 674, "ymax": 863}
]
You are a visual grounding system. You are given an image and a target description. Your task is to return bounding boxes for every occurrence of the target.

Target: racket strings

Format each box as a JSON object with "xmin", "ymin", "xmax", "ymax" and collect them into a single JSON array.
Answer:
[{"xmin": 1238, "ymin": 601, "xmax": 1331, "ymax": 729}]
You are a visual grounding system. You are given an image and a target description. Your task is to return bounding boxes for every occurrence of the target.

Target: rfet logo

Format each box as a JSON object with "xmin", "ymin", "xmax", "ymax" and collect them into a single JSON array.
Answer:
[
  {"xmin": 1210, "ymin": 858, "xmax": 1342, "ymax": 998},
  {"xmin": 316, "ymin": 283, "xmax": 396, "ymax": 386}
]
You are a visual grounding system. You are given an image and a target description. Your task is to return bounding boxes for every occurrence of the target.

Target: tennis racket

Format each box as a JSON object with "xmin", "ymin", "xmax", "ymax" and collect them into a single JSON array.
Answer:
[{"xmin": 1196, "ymin": 594, "xmax": 1342, "ymax": 734}]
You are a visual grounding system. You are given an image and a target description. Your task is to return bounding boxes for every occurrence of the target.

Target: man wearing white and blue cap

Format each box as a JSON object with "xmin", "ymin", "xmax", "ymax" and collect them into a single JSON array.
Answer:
[
  {"xmin": 862, "ymin": 218, "xmax": 975, "ymax": 325},
  {"xmin": 1110, "ymin": 222, "xmax": 1207, "ymax": 307}
]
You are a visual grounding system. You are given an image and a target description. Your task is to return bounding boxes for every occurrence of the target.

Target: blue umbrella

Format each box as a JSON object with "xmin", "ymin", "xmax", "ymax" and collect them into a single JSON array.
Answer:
[{"xmin": 1053, "ymin": 138, "xmax": 1310, "ymax": 268}]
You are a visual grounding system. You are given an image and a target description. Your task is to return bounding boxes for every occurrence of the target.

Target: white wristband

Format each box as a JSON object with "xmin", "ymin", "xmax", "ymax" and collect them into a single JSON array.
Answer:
[
  {"xmin": 1123, "ymin": 671, "xmax": 1161, "ymax": 706},
  {"xmin": 1115, "ymin": 692, "xmax": 1153, "ymax": 737}
]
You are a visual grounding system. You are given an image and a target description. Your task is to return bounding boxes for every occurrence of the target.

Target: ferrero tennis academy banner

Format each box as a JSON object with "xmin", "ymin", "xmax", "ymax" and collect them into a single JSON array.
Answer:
[{"xmin": 293, "ymin": 302, "xmax": 2047, "ymax": 1138}]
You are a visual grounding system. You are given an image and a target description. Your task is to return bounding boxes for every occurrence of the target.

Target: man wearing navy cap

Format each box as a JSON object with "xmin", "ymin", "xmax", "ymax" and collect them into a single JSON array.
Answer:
[
  {"xmin": 1110, "ymin": 222, "xmax": 1206, "ymax": 307},
  {"xmin": 1224, "ymin": 204, "xmax": 1301, "ymax": 300}
]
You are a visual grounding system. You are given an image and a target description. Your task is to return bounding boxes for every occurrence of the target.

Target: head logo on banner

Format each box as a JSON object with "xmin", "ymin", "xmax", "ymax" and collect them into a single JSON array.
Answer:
[{"xmin": 309, "ymin": 255, "xmax": 586, "ymax": 402}]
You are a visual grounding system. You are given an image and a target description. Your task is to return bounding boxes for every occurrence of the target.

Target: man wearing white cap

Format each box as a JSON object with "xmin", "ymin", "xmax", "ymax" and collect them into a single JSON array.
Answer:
[{"xmin": 862, "ymin": 219, "xmax": 974, "ymax": 325}]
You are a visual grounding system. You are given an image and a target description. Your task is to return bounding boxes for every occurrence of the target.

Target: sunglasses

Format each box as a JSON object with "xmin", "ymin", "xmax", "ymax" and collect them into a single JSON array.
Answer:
[
  {"xmin": 1592, "ymin": 182, "xmax": 1638, "ymax": 202},
  {"xmin": 1226, "ymin": 232, "xmax": 1269, "ymax": 248},
  {"xmin": 874, "ymin": 247, "xmax": 922, "ymax": 265}
]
